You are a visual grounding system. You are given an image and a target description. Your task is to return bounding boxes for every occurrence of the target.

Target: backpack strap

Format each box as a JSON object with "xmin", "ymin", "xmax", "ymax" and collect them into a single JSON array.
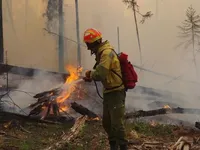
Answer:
[
  {"xmin": 93, "ymin": 50, "xmax": 105, "ymax": 69},
  {"xmin": 92, "ymin": 48, "xmax": 126, "ymax": 91}
]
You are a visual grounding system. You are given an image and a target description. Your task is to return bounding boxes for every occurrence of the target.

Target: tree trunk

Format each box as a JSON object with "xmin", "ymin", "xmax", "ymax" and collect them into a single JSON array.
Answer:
[
  {"xmin": 0, "ymin": 0, "xmax": 4, "ymax": 63},
  {"xmin": 192, "ymin": 26, "xmax": 198, "ymax": 77},
  {"xmin": 132, "ymin": 1, "xmax": 142, "ymax": 66}
]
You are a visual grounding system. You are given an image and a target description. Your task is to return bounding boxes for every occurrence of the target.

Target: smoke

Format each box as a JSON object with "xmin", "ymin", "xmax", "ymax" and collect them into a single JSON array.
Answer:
[
  {"xmin": 124, "ymin": 85, "xmax": 200, "ymax": 126},
  {"xmin": 2, "ymin": 70, "xmax": 63, "ymax": 114}
]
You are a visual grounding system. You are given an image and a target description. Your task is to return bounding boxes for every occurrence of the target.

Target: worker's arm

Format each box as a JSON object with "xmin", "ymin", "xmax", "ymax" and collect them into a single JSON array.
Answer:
[{"xmin": 90, "ymin": 49, "xmax": 114, "ymax": 81}]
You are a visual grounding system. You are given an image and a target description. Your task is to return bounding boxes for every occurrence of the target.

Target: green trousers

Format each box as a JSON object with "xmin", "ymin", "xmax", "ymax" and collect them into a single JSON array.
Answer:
[{"xmin": 103, "ymin": 89, "xmax": 127, "ymax": 145}]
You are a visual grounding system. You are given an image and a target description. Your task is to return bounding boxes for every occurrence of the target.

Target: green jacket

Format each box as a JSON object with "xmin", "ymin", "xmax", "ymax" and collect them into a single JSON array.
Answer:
[{"xmin": 90, "ymin": 40, "xmax": 124, "ymax": 93}]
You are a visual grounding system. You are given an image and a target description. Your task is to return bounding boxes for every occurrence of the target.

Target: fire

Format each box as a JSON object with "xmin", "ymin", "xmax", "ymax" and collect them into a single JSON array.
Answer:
[
  {"xmin": 88, "ymin": 117, "xmax": 101, "ymax": 121},
  {"xmin": 150, "ymin": 120, "xmax": 157, "ymax": 127},
  {"xmin": 56, "ymin": 65, "xmax": 83, "ymax": 112},
  {"xmin": 163, "ymin": 105, "xmax": 171, "ymax": 109},
  {"xmin": 59, "ymin": 104, "xmax": 68, "ymax": 112},
  {"xmin": 92, "ymin": 117, "xmax": 101, "ymax": 121}
]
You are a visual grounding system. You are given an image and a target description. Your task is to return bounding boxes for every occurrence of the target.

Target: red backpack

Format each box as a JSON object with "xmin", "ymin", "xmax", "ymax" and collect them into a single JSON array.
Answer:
[
  {"xmin": 112, "ymin": 51, "xmax": 138, "ymax": 90},
  {"xmin": 97, "ymin": 49, "xmax": 138, "ymax": 91}
]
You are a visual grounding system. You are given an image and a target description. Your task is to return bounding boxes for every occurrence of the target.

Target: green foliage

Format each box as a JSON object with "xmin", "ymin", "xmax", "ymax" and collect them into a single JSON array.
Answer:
[{"xmin": 126, "ymin": 121, "xmax": 175, "ymax": 137}]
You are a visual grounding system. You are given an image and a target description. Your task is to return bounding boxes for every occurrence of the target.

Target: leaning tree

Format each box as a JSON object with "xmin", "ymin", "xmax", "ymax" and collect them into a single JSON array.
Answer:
[
  {"xmin": 177, "ymin": 5, "xmax": 200, "ymax": 76},
  {"xmin": 123, "ymin": 0, "xmax": 153, "ymax": 66}
]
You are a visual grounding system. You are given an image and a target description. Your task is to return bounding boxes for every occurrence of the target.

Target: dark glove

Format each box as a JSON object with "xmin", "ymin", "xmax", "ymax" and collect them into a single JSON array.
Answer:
[
  {"xmin": 83, "ymin": 77, "xmax": 92, "ymax": 82},
  {"xmin": 85, "ymin": 70, "xmax": 91, "ymax": 78}
]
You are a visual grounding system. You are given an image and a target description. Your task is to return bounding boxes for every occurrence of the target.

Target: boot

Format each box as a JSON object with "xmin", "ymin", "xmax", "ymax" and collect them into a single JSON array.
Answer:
[
  {"xmin": 109, "ymin": 141, "xmax": 118, "ymax": 150},
  {"xmin": 119, "ymin": 144, "xmax": 128, "ymax": 150}
]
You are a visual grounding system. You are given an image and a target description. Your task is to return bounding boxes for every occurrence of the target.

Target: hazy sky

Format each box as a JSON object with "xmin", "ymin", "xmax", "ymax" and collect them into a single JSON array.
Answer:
[
  {"xmin": 3, "ymin": 0, "xmax": 200, "ymax": 95},
  {"xmin": 64, "ymin": 0, "xmax": 200, "ymax": 94}
]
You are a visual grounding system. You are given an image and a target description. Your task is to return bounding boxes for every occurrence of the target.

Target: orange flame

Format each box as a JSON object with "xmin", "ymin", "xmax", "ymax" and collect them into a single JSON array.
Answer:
[
  {"xmin": 88, "ymin": 117, "xmax": 101, "ymax": 121},
  {"xmin": 150, "ymin": 120, "xmax": 157, "ymax": 127},
  {"xmin": 163, "ymin": 105, "xmax": 171, "ymax": 109},
  {"xmin": 56, "ymin": 65, "xmax": 83, "ymax": 112}
]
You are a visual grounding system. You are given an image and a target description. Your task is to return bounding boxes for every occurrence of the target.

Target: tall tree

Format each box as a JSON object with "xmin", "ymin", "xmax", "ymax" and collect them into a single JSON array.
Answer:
[
  {"xmin": 177, "ymin": 6, "xmax": 200, "ymax": 76},
  {"xmin": 123, "ymin": 0, "xmax": 153, "ymax": 66},
  {"xmin": 43, "ymin": 0, "xmax": 59, "ymax": 32},
  {"xmin": 0, "ymin": 0, "xmax": 4, "ymax": 63},
  {"xmin": 43, "ymin": 0, "xmax": 65, "ymax": 72}
]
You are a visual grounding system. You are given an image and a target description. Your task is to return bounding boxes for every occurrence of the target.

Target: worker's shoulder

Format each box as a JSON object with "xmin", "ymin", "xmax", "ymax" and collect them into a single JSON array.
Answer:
[
  {"xmin": 101, "ymin": 49, "xmax": 116, "ymax": 59},
  {"xmin": 102, "ymin": 48, "xmax": 113, "ymax": 54}
]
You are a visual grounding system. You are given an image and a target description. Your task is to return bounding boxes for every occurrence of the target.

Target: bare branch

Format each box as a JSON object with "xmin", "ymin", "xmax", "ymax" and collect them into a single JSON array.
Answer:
[
  {"xmin": 139, "ymin": 11, "xmax": 153, "ymax": 24},
  {"xmin": 123, "ymin": 0, "xmax": 153, "ymax": 24}
]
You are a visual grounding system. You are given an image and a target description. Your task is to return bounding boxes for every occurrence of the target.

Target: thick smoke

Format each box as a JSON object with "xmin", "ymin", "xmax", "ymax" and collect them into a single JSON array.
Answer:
[{"xmin": 1, "ymin": 70, "xmax": 63, "ymax": 114}]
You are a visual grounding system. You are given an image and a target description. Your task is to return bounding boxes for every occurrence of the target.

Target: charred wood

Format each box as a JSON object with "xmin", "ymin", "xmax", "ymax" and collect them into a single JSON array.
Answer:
[
  {"xmin": 195, "ymin": 122, "xmax": 200, "ymax": 130},
  {"xmin": 126, "ymin": 107, "xmax": 200, "ymax": 119},
  {"xmin": 0, "ymin": 111, "xmax": 62, "ymax": 124},
  {"xmin": 126, "ymin": 108, "xmax": 167, "ymax": 119},
  {"xmin": 33, "ymin": 87, "xmax": 62, "ymax": 98},
  {"xmin": 148, "ymin": 101, "xmax": 179, "ymax": 109},
  {"xmin": 71, "ymin": 102, "xmax": 99, "ymax": 118},
  {"xmin": 28, "ymin": 104, "xmax": 44, "ymax": 117}
]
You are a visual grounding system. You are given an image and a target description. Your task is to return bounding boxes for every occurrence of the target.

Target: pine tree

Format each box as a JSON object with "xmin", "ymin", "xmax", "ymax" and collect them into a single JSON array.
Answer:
[{"xmin": 177, "ymin": 6, "xmax": 200, "ymax": 76}]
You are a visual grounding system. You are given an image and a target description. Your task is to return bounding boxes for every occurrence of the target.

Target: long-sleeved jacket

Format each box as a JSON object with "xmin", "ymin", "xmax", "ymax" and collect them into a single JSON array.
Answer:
[{"xmin": 90, "ymin": 40, "xmax": 124, "ymax": 93}]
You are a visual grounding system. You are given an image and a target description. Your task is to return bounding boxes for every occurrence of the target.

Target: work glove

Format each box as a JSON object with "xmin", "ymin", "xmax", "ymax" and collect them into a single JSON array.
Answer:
[
  {"xmin": 83, "ymin": 70, "xmax": 92, "ymax": 82},
  {"xmin": 85, "ymin": 70, "xmax": 91, "ymax": 78},
  {"xmin": 83, "ymin": 77, "xmax": 92, "ymax": 82}
]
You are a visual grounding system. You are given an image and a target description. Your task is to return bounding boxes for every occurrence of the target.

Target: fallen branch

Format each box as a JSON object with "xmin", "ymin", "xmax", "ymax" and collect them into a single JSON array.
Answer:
[
  {"xmin": 125, "ymin": 107, "xmax": 200, "ymax": 119},
  {"xmin": 3, "ymin": 119, "xmax": 31, "ymax": 134},
  {"xmin": 71, "ymin": 102, "xmax": 99, "ymax": 118},
  {"xmin": 0, "ymin": 111, "xmax": 61, "ymax": 124},
  {"xmin": 170, "ymin": 136, "xmax": 191, "ymax": 150},
  {"xmin": 141, "ymin": 142, "xmax": 165, "ymax": 149},
  {"xmin": 0, "ymin": 131, "xmax": 20, "ymax": 139},
  {"xmin": 44, "ymin": 115, "xmax": 87, "ymax": 150},
  {"xmin": 19, "ymin": 125, "xmax": 31, "ymax": 134}
]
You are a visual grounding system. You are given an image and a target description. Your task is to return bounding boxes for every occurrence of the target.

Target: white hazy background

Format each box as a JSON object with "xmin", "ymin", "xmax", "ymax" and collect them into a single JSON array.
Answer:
[{"xmin": 2, "ymin": 0, "xmax": 200, "ymax": 125}]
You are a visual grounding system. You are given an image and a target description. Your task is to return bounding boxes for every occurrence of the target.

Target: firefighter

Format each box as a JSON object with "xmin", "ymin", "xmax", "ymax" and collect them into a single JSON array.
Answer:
[{"xmin": 83, "ymin": 28, "xmax": 128, "ymax": 150}]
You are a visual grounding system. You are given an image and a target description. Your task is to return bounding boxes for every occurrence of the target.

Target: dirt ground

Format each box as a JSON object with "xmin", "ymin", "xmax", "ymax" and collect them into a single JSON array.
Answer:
[{"xmin": 1, "ymin": 113, "xmax": 200, "ymax": 150}]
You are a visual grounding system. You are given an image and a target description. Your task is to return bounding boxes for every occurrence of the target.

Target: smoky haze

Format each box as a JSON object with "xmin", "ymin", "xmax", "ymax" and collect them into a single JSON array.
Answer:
[{"xmin": 2, "ymin": 0, "xmax": 200, "ymax": 124}]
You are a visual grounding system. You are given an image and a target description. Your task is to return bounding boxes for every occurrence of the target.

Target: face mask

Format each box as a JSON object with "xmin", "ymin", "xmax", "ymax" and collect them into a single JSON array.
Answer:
[{"xmin": 86, "ymin": 43, "xmax": 98, "ymax": 55}]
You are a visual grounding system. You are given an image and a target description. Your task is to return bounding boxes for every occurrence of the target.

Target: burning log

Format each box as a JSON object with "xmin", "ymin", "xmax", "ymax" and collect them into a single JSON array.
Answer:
[
  {"xmin": 126, "ymin": 108, "xmax": 167, "ymax": 119},
  {"xmin": 28, "ymin": 68, "xmax": 84, "ymax": 120},
  {"xmin": 148, "ymin": 101, "xmax": 179, "ymax": 109},
  {"xmin": 28, "ymin": 88, "xmax": 70, "ymax": 121},
  {"xmin": 44, "ymin": 115, "xmax": 87, "ymax": 150},
  {"xmin": 33, "ymin": 87, "xmax": 62, "ymax": 98},
  {"xmin": 126, "ymin": 107, "xmax": 200, "ymax": 119},
  {"xmin": 71, "ymin": 102, "xmax": 99, "ymax": 119}
]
